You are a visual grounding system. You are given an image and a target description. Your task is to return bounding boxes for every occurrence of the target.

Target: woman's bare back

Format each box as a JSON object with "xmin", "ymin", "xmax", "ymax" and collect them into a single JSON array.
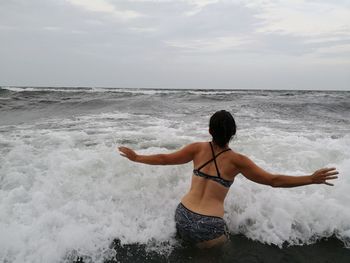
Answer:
[{"xmin": 181, "ymin": 141, "xmax": 241, "ymax": 217}]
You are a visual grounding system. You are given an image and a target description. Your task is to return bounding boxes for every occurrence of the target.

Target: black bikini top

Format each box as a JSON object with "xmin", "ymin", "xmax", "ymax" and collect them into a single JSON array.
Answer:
[{"xmin": 193, "ymin": 142, "xmax": 234, "ymax": 188}]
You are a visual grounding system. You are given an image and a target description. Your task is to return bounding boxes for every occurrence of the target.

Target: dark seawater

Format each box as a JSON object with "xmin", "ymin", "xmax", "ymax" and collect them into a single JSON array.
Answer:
[
  {"xmin": 67, "ymin": 235, "xmax": 350, "ymax": 263},
  {"xmin": 0, "ymin": 86, "xmax": 349, "ymax": 263},
  {"xmin": 107, "ymin": 235, "xmax": 350, "ymax": 263}
]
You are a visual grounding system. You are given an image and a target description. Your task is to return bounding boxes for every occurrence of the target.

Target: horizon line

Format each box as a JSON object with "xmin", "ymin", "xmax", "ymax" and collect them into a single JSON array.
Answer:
[{"xmin": 1, "ymin": 85, "xmax": 349, "ymax": 92}]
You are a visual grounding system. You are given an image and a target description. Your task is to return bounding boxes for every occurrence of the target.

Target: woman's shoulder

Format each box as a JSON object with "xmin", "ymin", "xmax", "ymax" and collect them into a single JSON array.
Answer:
[
  {"xmin": 227, "ymin": 150, "xmax": 251, "ymax": 167},
  {"xmin": 184, "ymin": 141, "xmax": 209, "ymax": 152},
  {"xmin": 192, "ymin": 141, "xmax": 210, "ymax": 148}
]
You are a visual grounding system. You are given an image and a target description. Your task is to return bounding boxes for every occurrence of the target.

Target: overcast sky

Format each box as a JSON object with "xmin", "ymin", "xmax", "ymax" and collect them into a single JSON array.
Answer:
[{"xmin": 1, "ymin": 0, "xmax": 349, "ymax": 90}]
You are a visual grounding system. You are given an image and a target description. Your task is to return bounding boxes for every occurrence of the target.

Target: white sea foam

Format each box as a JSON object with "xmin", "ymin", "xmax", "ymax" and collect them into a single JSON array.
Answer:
[
  {"xmin": 1, "ymin": 86, "xmax": 261, "ymax": 95},
  {"xmin": 0, "ymin": 110, "xmax": 349, "ymax": 262},
  {"xmin": 1, "ymin": 86, "xmax": 183, "ymax": 94}
]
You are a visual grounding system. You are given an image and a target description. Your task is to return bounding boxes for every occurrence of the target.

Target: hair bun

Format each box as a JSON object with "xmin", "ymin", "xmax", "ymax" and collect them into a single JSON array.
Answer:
[{"xmin": 209, "ymin": 110, "xmax": 236, "ymax": 147}]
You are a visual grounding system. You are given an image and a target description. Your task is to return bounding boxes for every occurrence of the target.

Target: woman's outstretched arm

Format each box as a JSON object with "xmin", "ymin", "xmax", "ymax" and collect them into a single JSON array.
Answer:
[
  {"xmin": 235, "ymin": 154, "xmax": 339, "ymax": 187},
  {"xmin": 118, "ymin": 143, "xmax": 198, "ymax": 165}
]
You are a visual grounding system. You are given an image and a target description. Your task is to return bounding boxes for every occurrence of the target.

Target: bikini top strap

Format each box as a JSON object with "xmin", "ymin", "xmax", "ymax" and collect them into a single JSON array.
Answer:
[
  {"xmin": 210, "ymin": 142, "xmax": 231, "ymax": 159},
  {"xmin": 209, "ymin": 142, "xmax": 221, "ymax": 176},
  {"xmin": 196, "ymin": 142, "xmax": 231, "ymax": 175},
  {"xmin": 196, "ymin": 158, "xmax": 214, "ymax": 171},
  {"xmin": 215, "ymin": 148, "xmax": 231, "ymax": 158}
]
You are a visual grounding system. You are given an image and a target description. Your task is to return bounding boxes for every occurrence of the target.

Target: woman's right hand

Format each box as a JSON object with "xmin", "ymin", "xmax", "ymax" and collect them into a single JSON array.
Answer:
[
  {"xmin": 311, "ymin": 167, "xmax": 339, "ymax": 186},
  {"xmin": 118, "ymin": 146, "xmax": 138, "ymax": 162}
]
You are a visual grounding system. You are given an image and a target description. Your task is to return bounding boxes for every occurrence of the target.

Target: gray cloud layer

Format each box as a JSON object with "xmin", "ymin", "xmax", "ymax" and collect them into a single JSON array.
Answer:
[{"xmin": 1, "ymin": 0, "xmax": 349, "ymax": 90}]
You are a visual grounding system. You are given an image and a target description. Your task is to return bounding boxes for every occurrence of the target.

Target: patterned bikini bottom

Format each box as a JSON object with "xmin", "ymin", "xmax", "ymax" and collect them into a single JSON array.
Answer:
[{"xmin": 174, "ymin": 203, "xmax": 229, "ymax": 244}]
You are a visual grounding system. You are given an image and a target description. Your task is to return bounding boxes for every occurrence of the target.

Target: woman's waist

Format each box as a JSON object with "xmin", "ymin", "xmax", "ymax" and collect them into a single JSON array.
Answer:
[{"xmin": 181, "ymin": 194, "xmax": 225, "ymax": 218}]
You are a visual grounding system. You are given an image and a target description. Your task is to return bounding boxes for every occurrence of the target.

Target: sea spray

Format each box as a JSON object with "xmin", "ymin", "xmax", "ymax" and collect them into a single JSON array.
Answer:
[{"xmin": 0, "ymin": 87, "xmax": 349, "ymax": 262}]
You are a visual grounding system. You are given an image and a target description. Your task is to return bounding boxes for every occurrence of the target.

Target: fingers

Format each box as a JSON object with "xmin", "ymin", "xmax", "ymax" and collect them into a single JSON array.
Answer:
[
  {"xmin": 324, "ymin": 182, "xmax": 334, "ymax": 186},
  {"xmin": 324, "ymin": 171, "xmax": 339, "ymax": 176},
  {"xmin": 322, "ymin": 176, "xmax": 338, "ymax": 186},
  {"xmin": 118, "ymin": 146, "xmax": 127, "ymax": 151},
  {"xmin": 323, "ymin": 168, "xmax": 338, "ymax": 186},
  {"xmin": 315, "ymin": 167, "xmax": 338, "ymax": 177},
  {"xmin": 317, "ymin": 167, "xmax": 336, "ymax": 174},
  {"xmin": 313, "ymin": 167, "xmax": 339, "ymax": 186},
  {"xmin": 322, "ymin": 169, "xmax": 339, "ymax": 185},
  {"xmin": 117, "ymin": 146, "xmax": 128, "ymax": 157},
  {"xmin": 325, "ymin": 176, "xmax": 338, "ymax": 180},
  {"xmin": 117, "ymin": 146, "xmax": 130, "ymax": 154},
  {"xmin": 117, "ymin": 146, "xmax": 137, "ymax": 161},
  {"xmin": 117, "ymin": 148, "xmax": 124, "ymax": 155},
  {"xmin": 322, "ymin": 170, "xmax": 339, "ymax": 180}
]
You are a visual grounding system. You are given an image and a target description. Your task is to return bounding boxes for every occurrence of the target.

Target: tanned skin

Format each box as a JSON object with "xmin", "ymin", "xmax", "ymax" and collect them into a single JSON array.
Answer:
[{"xmin": 118, "ymin": 142, "xmax": 338, "ymax": 248}]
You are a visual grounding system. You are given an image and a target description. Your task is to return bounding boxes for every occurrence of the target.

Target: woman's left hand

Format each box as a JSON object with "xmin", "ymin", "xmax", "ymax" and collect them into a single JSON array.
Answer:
[
  {"xmin": 118, "ymin": 146, "xmax": 138, "ymax": 161},
  {"xmin": 311, "ymin": 167, "xmax": 338, "ymax": 186}
]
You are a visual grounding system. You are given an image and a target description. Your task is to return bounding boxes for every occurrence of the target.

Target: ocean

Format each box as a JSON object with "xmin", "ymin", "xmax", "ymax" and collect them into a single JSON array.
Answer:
[{"xmin": 0, "ymin": 86, "xmax": 349, "ymax": 263}]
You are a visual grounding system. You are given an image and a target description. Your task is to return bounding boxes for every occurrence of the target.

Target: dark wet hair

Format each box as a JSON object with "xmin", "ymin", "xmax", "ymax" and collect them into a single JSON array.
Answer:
[{"xmin": 209, "ymin": 110, "xmax": 236, "ymax": 147}]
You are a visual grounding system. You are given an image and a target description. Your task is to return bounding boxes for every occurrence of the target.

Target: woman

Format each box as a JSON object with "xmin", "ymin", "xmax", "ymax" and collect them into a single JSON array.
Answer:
[{"xmin": 118, "ymin": 110, "xmax": 338, "ymax": 248}]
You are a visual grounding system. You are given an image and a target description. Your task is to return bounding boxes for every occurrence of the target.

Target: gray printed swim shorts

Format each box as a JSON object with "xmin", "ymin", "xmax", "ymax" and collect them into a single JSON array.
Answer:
[{"xmin": 174, "ymin": 203, "xmax": 228, "ymax": 244}]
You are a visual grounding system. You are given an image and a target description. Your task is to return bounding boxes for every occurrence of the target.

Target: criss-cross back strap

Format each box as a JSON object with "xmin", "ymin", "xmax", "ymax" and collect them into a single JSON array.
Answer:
[{"xmin": 196, "ymin": 142, "xmax": 231, "ymax": 177}]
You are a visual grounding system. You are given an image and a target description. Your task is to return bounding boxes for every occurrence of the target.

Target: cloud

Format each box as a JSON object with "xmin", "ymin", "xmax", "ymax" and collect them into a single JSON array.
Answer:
[
  {"xmin": 183, "ymin": 0, "xmax": 219, "ymax": 16},
  {"xmin": 303, "ymin": 36, "xmax": 350, "ymax": 44},
  {"xmin": 128, "ymin": 26, "xmax": 158, "ymax": 32},
  {"xmin": 314, "ymin": 43, "xmax": 350, "ymax": 56},
  {"xmin": 66, "ymin": 0, "xmax": 143, "ymax": 20},
  {"xmin": 242, "ymin": 0, "xmax": 350, "ymax": 37},
  {"xmin": 165, "ymin": 36, "xmax": 252, "ymax": 52},
  {"xmin": 0, "ymin": 0, "xmax": 349, "ymax": 89},
  {"xmin": 43, "ymin": 26, "xmax": 61, "ymax": 31}
]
